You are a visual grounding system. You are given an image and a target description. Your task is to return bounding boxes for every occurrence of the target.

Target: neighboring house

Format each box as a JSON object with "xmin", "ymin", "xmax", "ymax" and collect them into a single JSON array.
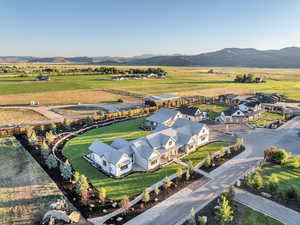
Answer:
[
  {"xmin": 36, "ymin": 76, "xmax": 50, "ymax": 81},
  {"xmin": 219, "ymin": 94, "xmax": 239, "ymax": 104},
  {"xmin": 255, "ymin": 93, "xmax": 282, "ymax": 104},
  {"xmin": 87, "ymin": 118, "xmax": 209, "ymax": 177},
  {"xmin": 144, "ymin": 94, "xmax": 180, "ymax": 107},
  {"xmin": 144, "ymin": 108, "xmax": 182, "ymax": 129},
  {"xmin": 255, "ymin": 77, "xmax": 264, "ymax": 83},
  {"xmin": 179, "ymin": 105, "xmax": 206, "ymax": 121},
  {"xmin": 217, "ymin": 101, "xmax": 264, "ymax": 123}
]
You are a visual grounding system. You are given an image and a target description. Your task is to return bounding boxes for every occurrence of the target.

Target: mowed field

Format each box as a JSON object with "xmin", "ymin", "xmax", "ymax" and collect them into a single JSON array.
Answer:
[
  {"xmin": 0, "ymin": 136, "xmax": 63, "ymax": 225},
  {"xmin": 1, "ymin": 65, "xmax": 300, "ymax": 105},
  {"xmin": 0, "ymin": 109, "xmax": 47, "ymax": 126}
]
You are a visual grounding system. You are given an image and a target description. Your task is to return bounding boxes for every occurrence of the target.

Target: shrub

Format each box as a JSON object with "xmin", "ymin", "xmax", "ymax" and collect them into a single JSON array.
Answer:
[
  {"xmin": 154, "ymin": 185, "xmax": 160, "ymax": 196},
  {"xmin": 163, "ymin": 176, "xmax": 172, "ymax": 189},
  {"xmin": 285, "ymin": 187, "xmax": 298, "ymax": 199},
  {"xmin": 204, "ymin": 156, "xmax": 212, "ymax": 168},
  {"xmin": 216, "ymin": 196, "xmax": 234, "ymax": 224},
  {"xmin": 186, "ymin": 208, "xmax": 196, "ymax": 225},
  {"xmin": 75, "ymin": 174, "xmax": 89, "ymax": 202},
  {"xmin": 46, "ymin": 154, "xmax": 58, "ymax": 169},
  {"xmin": 186, "ymin": 169, "xmax": 190, "ymax": 181},
  {"xmin": 235, "ymin": 138, "xmax": 243, "ymax": 150},
  {"xmin": 221, "ymin": 187, "xmax": 235, "ymax": 206},
  {"xmin": 99, "ymin": 187, "xmax": 107, "ymax": 203},
  {"xmin": 40, "ymin": 139, "xmax": 50, "ymax": 160},
  {"xmin": 276, "ymin": 190, "xmax": 285, "ymax": 201},
  {"xmin": 50, "ymin": 123, "xmax": 57, "ymax": 133},
  {"xmin": 63, "ymin": 118, "xmax": 71, "ymax": 131},
  {"xmin": 74, "ymin": 171, "xmax": 80, "ymax": 182},
  {"xmin": 142, "ymin": 191, "xmax": 150, "ymax": 203},
  {"xmin": 264, "ymin": 146, "xmax": 277, "ymax": 162},
  {"xmin": 273, "ymin": 149, "xmax": 290, "ymax": 164},
  {"xmin": 198, "ymin": 216, "xmax": 207, "ymax": 225},
  {"xmin": 85, "ymin": 116, "xmax": 93, "ymax": 126},
  {"xmin": 177, "ymin": 167, "xmax": 183, "ymax": 179},
  {"xmin": 46, "ymin": 131, "xmax": 56, "ymax": 144},
  {"xmin": 60, "ymin": 160, "xmax": 73, "ymax": 180},
  {"xmin": 251, "ymin": 172, "xmax": 264, "ymax": 190},
  {"xmin": 26, "ymin": 127, "xmax": 38, "ymax": 145},
  {"xmin": 120, "ymin": 196, "xmax": 130, "ymax": 215},
  {"xmin": 267, "ymin": 174, "xmax": 279, "ymax": 193}
]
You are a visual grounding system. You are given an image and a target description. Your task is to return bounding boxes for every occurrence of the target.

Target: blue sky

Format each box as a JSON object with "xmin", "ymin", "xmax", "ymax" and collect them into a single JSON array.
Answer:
[{"xmin": 1, "ymin": 0, "xmax": 300, "ymax": 57}]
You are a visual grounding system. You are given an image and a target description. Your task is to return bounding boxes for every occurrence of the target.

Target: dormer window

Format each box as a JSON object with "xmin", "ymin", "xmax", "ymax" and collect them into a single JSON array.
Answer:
[{"xmin": 169, "ymin": 140, "xmax": 172, "ymax": 145}]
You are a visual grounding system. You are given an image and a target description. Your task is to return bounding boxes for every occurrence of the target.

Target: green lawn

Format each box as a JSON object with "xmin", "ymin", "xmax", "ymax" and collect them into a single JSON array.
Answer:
[
  {"xmin": 197, "ymin": 104, "xmax": 230, "ymax": 118},
  {"xmin": 181, "ymin": 141, "xmax": 232, "ymax": 166},
  {"xmin": 62, "ymin": 118, "xmax": 183, "ymax": 200},
  {"xmin": 260, "ymin": 162, "xmax": 300, "ymax": 194},
  {"xmin": 241, "ymin": 204, "xmax": 284, "ymax": 225},
  {"xmin": 248, "ymin": 112, "xmax": 283, "ymax": 127}
]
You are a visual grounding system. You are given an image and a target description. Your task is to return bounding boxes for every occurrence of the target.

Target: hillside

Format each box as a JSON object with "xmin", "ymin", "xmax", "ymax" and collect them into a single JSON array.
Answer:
[{"xmin": 1, "ymin": 47, "xmax": 300, "ymax": 68}]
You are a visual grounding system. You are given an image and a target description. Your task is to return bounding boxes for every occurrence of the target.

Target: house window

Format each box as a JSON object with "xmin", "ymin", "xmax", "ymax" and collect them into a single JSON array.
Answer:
[
  {"xmin": 102, "ymin": 159, "xmax": 107, "ymax": 167},
  {"xmin": 201, "ymin": 136, "xmax": 206, "ymax": 141},
  {"xmin": 150, "ymin": 159, "xmax": 158, "ymax": 166},
  {"xmin": 168, "ymin": 140, "xmax": 172, "ymax": 146},
  {"xmin": 188, "ymin": 145, "xmax": 193, "ymax": 150},
  {"xmin": 120, "ymin": 164, "xmax": 129, "ymax": 171}
]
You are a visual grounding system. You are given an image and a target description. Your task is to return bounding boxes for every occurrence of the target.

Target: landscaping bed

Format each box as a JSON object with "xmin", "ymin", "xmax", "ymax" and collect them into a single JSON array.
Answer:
[
  {"xmin": 248, "ymin": 112, "xmax": 286, "ymax": 128},
  {"xmin": 183, "ymin": 198, "xmax": 283, "ymax": 225},
  {"xmin": 239, "ymin": 161, "xmax": 300, "ymax": 214},
  {"xmin": 105, "ymin": 172, "xmax": 206, "ymax": 225}
]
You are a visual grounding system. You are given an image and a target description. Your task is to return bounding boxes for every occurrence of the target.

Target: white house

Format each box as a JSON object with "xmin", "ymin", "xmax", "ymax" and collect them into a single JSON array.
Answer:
[
  {"xmin": 87, "ymin": 118, "xmax": 209, "ymax": 177},
  {"xmin": 179, "ymin": 105, "xmax": 206, "ymax": 121}
]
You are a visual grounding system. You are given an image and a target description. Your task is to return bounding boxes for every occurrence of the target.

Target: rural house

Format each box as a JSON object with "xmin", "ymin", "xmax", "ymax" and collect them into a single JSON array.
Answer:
[
  {"xmin": 87, "ymin": 118, "xmax": 209, "ymax": 177},
  {"xmin": 255, "ymin": 93, "xmax": 282, "ymax": 104},
  {"xmin": 217, "ymin": 101, "xmax": 264, "ymax": 123},
  {"xmin": 144, "ymin": 94, "xmax": 180, "ymax": 107},
  {"xmin": 179, "ymin": 105, "xmax": 206, "ymax": 121}
]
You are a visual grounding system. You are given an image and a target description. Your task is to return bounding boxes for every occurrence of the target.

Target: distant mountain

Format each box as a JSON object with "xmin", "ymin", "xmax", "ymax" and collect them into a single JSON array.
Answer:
[{"xmin": 1, "ymin": 47, "xmax": 300, "ymax": 68}]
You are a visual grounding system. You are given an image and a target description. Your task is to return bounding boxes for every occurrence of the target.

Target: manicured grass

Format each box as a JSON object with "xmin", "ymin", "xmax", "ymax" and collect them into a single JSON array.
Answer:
[
  {"xmin": 0, "ymin": 136, "xmax": 63, "ymax": 225},
  {"xmin": 248, "ymin": 112, "xmax": 283, "ymax": 127},
  {"xmin": 181, "ymin": 141, "xmax": 232, "ymax": 166},
  {"xmin": 197, "ymin": 104, "xmax": 230, "ymax": 118},
  {"xmin": 260, "ymin": 162, "xmax": 300, "ymax": 194},
  {"xmin": 241, "ymin": 204, "xmax": 284, "ymax": 225},
  {"xmin": 62, "ymin": 118, "xmax": 183, "ymax": 200}
]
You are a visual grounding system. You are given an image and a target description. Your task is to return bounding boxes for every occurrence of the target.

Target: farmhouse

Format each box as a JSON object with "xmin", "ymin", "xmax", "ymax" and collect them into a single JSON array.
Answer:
[
  {"xmin": 144, "ymin": 108, "xmax": 182, "ymax": 129},
  {"xmin": 87, "ymin": 118, "xmax": 209, "ymax": 177},
  {"xmin": 179, "ymin": 105, "xmax": 206, "ymax": 121},
  {"xmin": 255, "ymin": 93, "xmax": 282, "ymax": 104},
  {"xmin": 219, "ymin": 94, "xmax": 239, "ymax": 104},
  {"xmin": 217, "ymin": 101, "xmax": 264, "ymax": 123}
]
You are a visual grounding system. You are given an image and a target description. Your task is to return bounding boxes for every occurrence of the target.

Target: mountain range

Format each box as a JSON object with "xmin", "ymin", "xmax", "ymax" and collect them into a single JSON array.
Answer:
[{"xmin": 1, "ymin": 47, "xmax": 300, "ymax": 68}]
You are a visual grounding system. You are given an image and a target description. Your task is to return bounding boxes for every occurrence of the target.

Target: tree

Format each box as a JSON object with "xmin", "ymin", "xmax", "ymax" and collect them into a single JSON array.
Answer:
[
  {"xmin": 264, "ymin": 146, "xmax": 277, "ymax": 162},
  {"xmin": 273, "ymin": 149, "xmax": 290, "ymax": 164},
  {"xmin": 204, "ymin": 155, "xmax": 212, "ymax": 168},
  {"xmin": 74, "ymin": 171, "xmax": 80, "ymax": 183},
  {"xmin": 221, "ymin": 187, "xmax": 235, "ymax": 206},
  {"xmin": 120, "ymin": 195, "xmax": 130, "ymax": 215},
  {"xmin": 46, "ymin": 131, "xmax": 55, "ymax": 144},
  {"xmin": 85, "ymin": 116, "xmax": 93, "ymax": 126},
  {"xmin": 198, "ymin": 216, "xmax": 207, "ymax": 225},
  {"xmin": 235, "ymin": 138, "xmax": 243, "ymax": 150},
  {"xmin": 46, "ymin": 154, "xmax": 58, "ymax": 169},
  {"xmin": 251, "ymin": 172, "xmax": 264, "ymax": 190},
  {"xmin": 142, "ymin": 191, "xmax": 150, "ymax": 204},
  {"xmin": 63, "ymin": 118, "xmax": 71, "ymax": 131},
  {"xmin": 75, "ymin": 174, "xmax": 89, "ymax": 202},
  {"xmin": 186, "ymin": 168, "xmax": 191, "ymax": 181},
  {"xmin": 99, "ymin": 187, "xmax": 107, "ymax": 203},
  {"xmin": 216, "ymin": 196, "xmax": 234, "ymax": 224},
  {"xmin": 60, "ymin": 160, "xmax": 73, "ymax": 180},
  {"xmin": 163, "ymin": 176, "xmax": 172, "ymax": 190},
  {"xmin": 40, "ymin": 139, "xmax": 50, "ymax": 160},
  {"xmin": 154, "ymin": 185, "xmax": 160, "ymax": 196},
  {"xmin": 177, "ymin": 167, "xmax": 183, "ymax": 179},
  {"xmin": 50, "ymin": 123, "xmax": 57, "ymax": 133},
  {"xmin": 186, "ymin": 208, "xmax": 196, "ymax": 225},
  {"xmin": 26, "ymin": 127, "xmax": 38, "ymax": 145},
  {"xmin": 267, "ymin": 174, "xmax": 279, "ymax": 193}
]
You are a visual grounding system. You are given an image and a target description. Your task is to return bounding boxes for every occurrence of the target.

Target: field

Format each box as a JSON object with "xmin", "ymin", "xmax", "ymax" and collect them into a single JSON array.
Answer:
[
  {"xmin": 260, "ymin": 162, "xmax": 300, "ymax": 194},
  {"xmin": 1, "ymin": 65, "xmax": 300, "ymax": 106},
  {"xmin": 0, "ymin": 108, "xmax": 47, "ymax": 126},
  {"xmin": 52, "ymin": 106, "xmax": 105, "ymax": 119},
  {"xmin": 182, "ymin": 141, "xmax": 232, "ymax": 166},
  {"xmin": 62, "ymin": 118, "xmax": 186, "ymax": 200},
  {"xmin": 0, "ymin": 136, "xmax": 63, "ymax": 225}
]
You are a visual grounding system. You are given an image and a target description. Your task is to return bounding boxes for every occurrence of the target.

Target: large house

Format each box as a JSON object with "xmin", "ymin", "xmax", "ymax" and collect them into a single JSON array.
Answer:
[
  {"xmin": 179, "ymin": 105, "xmax": 207, "ymax": 121},
  {"xmin": 144, "ymin": 108, "xmax": 182, "ymax": 129},
  {"xmin": 87, "ymin": 117, "xmax": 209, "ymax": 177},
  {"xmin": 217, "ymin": 101, "xmax": 264, "ymax": 123}
]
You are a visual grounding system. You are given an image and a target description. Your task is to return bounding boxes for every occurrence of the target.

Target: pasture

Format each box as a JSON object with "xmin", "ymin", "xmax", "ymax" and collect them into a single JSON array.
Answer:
[{"xmin": 1, "ymin": 65, "xmax": 300, "ymax": 106}]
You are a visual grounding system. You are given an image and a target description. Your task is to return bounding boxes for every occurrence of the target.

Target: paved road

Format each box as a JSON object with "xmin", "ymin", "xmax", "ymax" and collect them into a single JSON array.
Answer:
[
  {"xmin": 235, "ymin": 188, "xmax": 300, "ymax": 225},
  {"xmin": 124, "ymin": 117, "xmax": 300, "ymax": 225}
]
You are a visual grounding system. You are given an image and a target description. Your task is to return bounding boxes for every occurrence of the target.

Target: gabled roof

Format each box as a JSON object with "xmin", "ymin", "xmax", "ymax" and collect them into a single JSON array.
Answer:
[
  {"xmin": 111, "ymin": 137, "xmax": 130, "ymax": 149},
  {"xmin": 146, "ymin": 108, "xmax": 180, "ymax": 124},
  {"xmin": 172, "ymin": 118, "xmax": 205, "ymax": 136},
  {"xmin": 179, "ymin": 105, "xmax": 201, "ymax": 116},
  {"xmin": 220, "ymin": 94, "xmax": 238, "ymax": 99}
]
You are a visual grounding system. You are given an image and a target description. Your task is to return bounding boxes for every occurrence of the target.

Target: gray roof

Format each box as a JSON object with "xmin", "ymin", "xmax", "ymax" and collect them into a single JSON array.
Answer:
[
  {"xmin": 145, "ymin": 94, "xmax": 179, "ymax": 101},
  {"xmin": 111, "ymin": 137, "xmax": 130, "ymax": 149},
  {"xmin": 172, "ymin": 118, "xmax": 205, "ymax": 135},
  {"xmin": 146, "ymin": 108, "xmax": 180, "ymax": 124}
]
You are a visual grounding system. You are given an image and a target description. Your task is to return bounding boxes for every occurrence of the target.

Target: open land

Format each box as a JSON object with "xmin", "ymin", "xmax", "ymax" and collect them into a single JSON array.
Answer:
[{"xmin": 1, "ymin": 65, "xmax": 300, "ymax": 106}]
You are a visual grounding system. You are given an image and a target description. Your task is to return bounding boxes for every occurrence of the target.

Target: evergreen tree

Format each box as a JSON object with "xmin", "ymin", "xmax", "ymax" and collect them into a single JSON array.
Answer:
[
  {"xmin": 216, "ymin": 196, "xmax": 234, "ymax": 224},
  {"xmin": 75, "ymin": 174, "xmax": 89, "ymax": 200},
  {"xmin": 163, "ymin": 176, "xmax": 172, "ymax": 189},
  {"xmin": 46, "ymin": 131, "xmax": 55, "ymax": 144},
  {"xmin": 46, "ymin": 154, "xmax": 58, "ymax": 169},
  {"xmin": 60, "ymin": 160, "xmax": 73, "ymax": 180},
  {"xmin": 26, "ymin": 127, "xmax": 38, "ymax": 145},
  {"xmin": 50, "ymin": 123, "xmax": 57, "ymax": 133},
  {"xmin": 142, "ymin": 191, "xmax": 150, "ymax": 203},
  {"xmin": 40, "ymin": 139, "xmax": 50, "ymax": 160}
]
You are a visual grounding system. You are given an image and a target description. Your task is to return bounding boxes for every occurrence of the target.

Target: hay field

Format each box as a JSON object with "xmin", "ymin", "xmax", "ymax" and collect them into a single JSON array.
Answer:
[{"xmin": 0, "ymin": 109, "xmax": 47, "ymax": 126}]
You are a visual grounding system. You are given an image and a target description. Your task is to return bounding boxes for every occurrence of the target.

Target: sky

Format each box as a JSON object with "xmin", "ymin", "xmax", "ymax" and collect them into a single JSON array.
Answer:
[{"xmin": 1, "ymin": 0, "xmax": 300, "ymax": 57}]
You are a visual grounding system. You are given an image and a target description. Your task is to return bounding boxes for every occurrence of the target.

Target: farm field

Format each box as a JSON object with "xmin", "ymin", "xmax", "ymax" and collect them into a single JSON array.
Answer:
[
  {"xmin": 0, "ymin": 108, "xmax": 47, "ymax": 126},
  {"xmin": 52, "ymin": 105, "xmax": 105, "ymax": 119},
  {"xmin": 0, "ymin": 136, "xmax": 63, "ymax": 225},
  {"xmin": 1, "ymin": 65, "xmax": 300, "ymax": 105},
  {"xmin": 62, "ymin": 118, "xmax": 186, "ymax": 200},
  {"xmin": 182, "ymin": 141, "xmax": 232, "ymax": 166},
  {"xmin": 260, "ymin": 162, "xmax": 300, "ymax": 194}
]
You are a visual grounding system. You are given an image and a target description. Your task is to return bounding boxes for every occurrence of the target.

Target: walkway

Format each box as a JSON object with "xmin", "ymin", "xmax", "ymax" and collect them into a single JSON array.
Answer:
[
  {"xmin": 234, "ymin": 188, "xmax": 300, "ymax": 225},
  {"xmin": 174, "ymin": 159, "xmax": 212, "ymax": 179}
]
